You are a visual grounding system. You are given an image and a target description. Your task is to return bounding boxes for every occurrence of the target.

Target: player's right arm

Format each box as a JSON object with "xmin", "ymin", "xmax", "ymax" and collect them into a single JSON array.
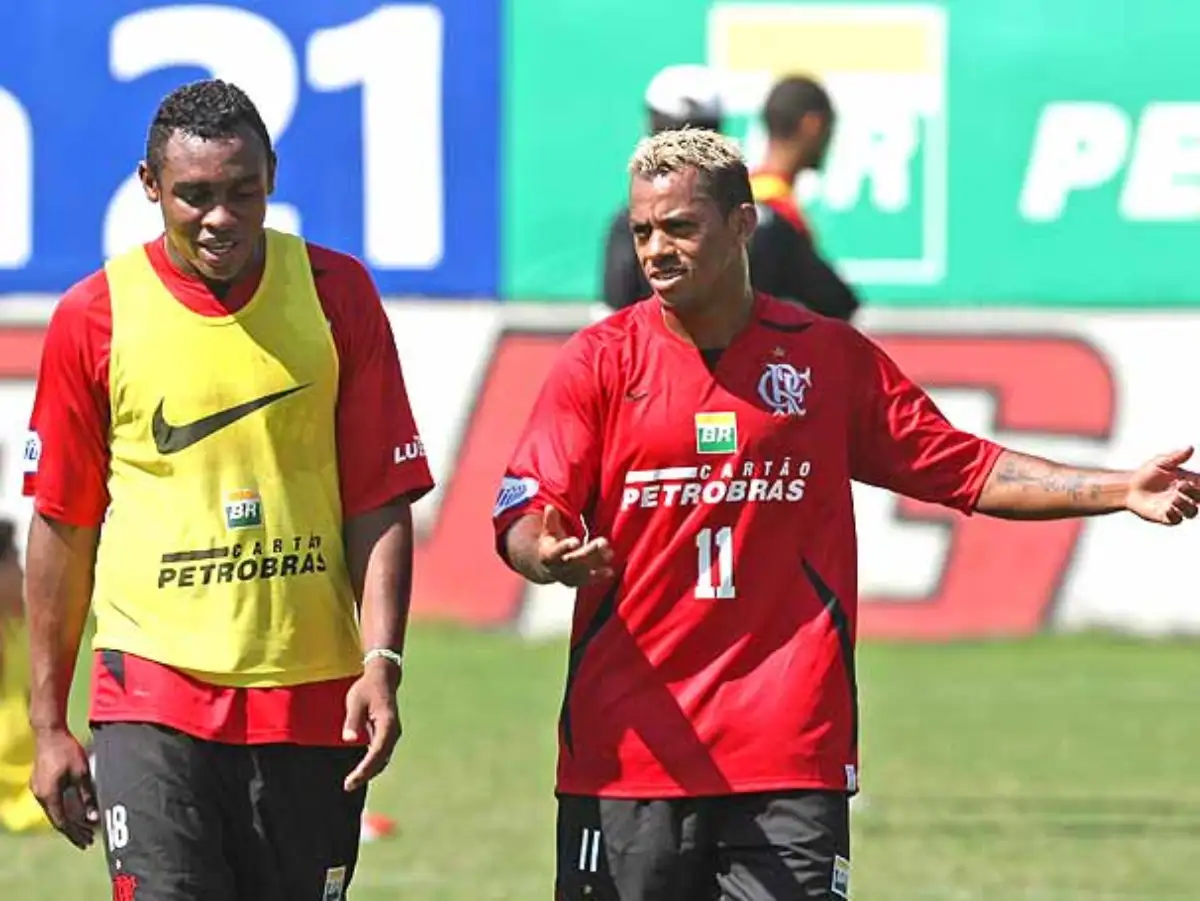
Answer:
[
  {"xmin": 22, "ymin": 274, "xmax": 113, "ymax": 848},
  {"xmin": 493, "ymin": 333, "xmax": 613, "ymax": 587}
]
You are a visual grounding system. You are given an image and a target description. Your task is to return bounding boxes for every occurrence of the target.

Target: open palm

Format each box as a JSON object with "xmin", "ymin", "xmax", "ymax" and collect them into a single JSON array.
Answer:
[
  {"xmin": 1126, "ymin": 447, "xmax": 1200, "ymax": 525},
  {"xmin": 538, "ymin": 506, "xmax": 614, "ymax": 587}
]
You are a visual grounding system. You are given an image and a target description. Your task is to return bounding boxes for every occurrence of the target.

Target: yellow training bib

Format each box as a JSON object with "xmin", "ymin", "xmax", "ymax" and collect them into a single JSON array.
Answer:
[
  {"xmin": 93, "ymin": 229, "xmax": 361, "ymax": 688},
  {"xmin": 749, "ymin": 172, "xmax": 794, "ymax": 204}
]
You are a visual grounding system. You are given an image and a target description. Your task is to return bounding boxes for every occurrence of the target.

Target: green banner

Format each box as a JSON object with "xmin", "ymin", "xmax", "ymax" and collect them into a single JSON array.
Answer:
[{"xmin": 504, "ymin": 0, "xmax": 1200, "ymax": 306}]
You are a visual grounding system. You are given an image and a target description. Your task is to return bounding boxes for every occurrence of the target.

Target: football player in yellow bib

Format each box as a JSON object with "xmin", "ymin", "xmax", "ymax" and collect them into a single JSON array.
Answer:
[{"xmin": 23, "ymin": 79, "xmax": 434, "ymax": 899}]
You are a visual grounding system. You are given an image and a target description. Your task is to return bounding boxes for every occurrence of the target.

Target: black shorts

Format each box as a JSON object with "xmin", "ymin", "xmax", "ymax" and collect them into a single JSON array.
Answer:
[
  {"xmin": 92, "ymin": 722, "xmax": 367, "ymax": 901},
  {"xmin": 556, "ymin": 790, "xmax": 850, "ymax": 901}
]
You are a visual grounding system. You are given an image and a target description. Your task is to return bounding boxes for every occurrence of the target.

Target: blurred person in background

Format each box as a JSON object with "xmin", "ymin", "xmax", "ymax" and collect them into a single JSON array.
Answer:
[
  {"xmin": 23, "ymin": 78, "xmax": 431, "ymax": 899},
  {"xmin": 601, "ymin": 65, "xmax": 724, "ymax": 311},
  {"xmin": 749, "ymin": 75, "xmax": 861, "ymax": 322},
  {"xmin": 0, "ymin": 517, "xmax": 47, "ymax": 834},
  {"xmin": 493, "ymin": 127, "xmax": 1200, "ymax": 901}
]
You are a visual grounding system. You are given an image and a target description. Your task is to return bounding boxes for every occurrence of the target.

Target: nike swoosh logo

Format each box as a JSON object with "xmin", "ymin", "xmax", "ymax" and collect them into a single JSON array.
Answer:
[{"xmin": 152, "ymin": 385, "xmax": 307, "ymax": 455}]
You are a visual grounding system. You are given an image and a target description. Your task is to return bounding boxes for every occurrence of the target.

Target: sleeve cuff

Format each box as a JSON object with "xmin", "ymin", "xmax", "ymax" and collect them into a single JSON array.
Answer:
[
  {"xmin": 963, "ymin": 441, "xmax": 1006, "ymax": 515},
  {"xmin": 342, "ymin": 469, "xmax": 435, "ymax": 519},
  {"xmin": 33, "ymin": 496, "xmax": 107, "ymax": 528}
]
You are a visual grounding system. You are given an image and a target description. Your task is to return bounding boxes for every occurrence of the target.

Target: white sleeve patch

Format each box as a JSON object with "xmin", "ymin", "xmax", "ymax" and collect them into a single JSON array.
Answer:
[
  {"xmin": 22, "ymin": 431, "xmax": 41, "ymax": 474},
  {"xmin": 493, "ymin": 476, "xmax": 539, "ymax": 517}
]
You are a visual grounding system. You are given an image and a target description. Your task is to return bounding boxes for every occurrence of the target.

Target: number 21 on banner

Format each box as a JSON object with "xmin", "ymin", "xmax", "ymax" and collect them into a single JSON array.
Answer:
[
  {"xmin": 696, "ymin": 526, "xmax": 736, "ymax": 599},
  {"xmin": 104, "ymin": 4, "xmax": 442, "ymax": 268}
]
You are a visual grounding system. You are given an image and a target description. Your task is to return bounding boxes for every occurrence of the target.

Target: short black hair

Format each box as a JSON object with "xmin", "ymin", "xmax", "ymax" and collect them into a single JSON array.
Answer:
[
  {"xmin": 762, "ymin": 76, "xmax": 834, "ymax": 139},
  {"xmin": 698, "ymin": 165, "xmax": 753, "ymax": 217},
  {"xmin": 146, "ymin": 78, "xmax": 274, "ymax": 175}
]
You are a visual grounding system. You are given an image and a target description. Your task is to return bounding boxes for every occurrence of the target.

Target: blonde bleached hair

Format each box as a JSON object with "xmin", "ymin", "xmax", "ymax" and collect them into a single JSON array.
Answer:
[{"xmin": 627, "ymin": 127, "xmax": 753, "ymax": 214}]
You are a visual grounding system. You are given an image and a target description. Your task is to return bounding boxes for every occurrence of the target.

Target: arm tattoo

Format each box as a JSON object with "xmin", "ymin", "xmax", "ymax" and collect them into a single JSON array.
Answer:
[{"xmin": 993, "ymin": 458, "xmax": 1104, "ymax": 502}]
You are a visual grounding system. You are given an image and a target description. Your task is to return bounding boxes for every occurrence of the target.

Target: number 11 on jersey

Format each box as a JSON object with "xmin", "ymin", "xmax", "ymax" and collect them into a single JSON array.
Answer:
[{"xmin": 696, "ymin": 526, "xmax": 736, "ymax": 599}]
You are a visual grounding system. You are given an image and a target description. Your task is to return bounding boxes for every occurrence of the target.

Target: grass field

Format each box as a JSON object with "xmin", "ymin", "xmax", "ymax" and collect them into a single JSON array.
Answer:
[{"xmin": 4, "ymin": 624, "xmax": 1200, "ymax": 900}]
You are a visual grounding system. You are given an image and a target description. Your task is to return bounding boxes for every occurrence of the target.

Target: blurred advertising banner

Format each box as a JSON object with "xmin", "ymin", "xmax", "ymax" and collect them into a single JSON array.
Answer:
[
  {"xmin": 711, "ymin": 3, "xmax": 948, "ymax": 287},
  {"xmin": 4, "ymin": 1, "xmax": 1197, "ymax": 305},
  {"xmin": 506, "ymin": 0, "xmax": 1200, "ymax": 305},
  {"xmin": 0, "ymin": 1, "xmax": 500, "ymax": 297},
  {"xmin": 3, "ymin": 302, "xmax": 1199, "ymax": 641}
]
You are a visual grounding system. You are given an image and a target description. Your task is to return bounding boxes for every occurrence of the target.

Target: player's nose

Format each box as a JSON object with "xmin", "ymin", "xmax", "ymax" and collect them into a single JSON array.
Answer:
[
  {"xmin": 201, "ymin": 203, "xmax": 238, "ymax": 233},
  {"xmin": 645, "ymin": 228, "xmax": 672, "ymax": 258}
]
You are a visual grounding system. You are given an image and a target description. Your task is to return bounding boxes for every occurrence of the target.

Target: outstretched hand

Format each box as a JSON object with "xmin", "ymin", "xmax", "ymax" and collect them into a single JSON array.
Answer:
[
  {"xmin": 537, "ymin": 506, "xmax": 615, "ymax": 587},
  {"xmin": 1126, "ymin": 447, "xmax": 1200, "ymax": 525}
]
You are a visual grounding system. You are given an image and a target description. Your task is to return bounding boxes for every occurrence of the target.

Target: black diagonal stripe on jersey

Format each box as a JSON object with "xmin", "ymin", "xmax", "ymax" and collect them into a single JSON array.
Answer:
[
  {"xmin": 758, "ymin": 318, "xmax": 814, "ymax": 334},
  {"xmin": 101, "ymin": 650, "xmax": 127, "ymax": 691},
  {"xmin": 559, "ymin": 585, "xmax": 619, "ymax": 756},
  {"xmin": 801, "ymin": 560, "xmax": 859, "ymax": 756}
]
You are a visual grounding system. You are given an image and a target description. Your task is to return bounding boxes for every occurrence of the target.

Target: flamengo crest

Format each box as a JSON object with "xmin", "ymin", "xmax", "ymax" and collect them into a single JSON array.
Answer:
[{"xmin": 758, "ymin": 363, "xmax": 812, "ymax": 417}]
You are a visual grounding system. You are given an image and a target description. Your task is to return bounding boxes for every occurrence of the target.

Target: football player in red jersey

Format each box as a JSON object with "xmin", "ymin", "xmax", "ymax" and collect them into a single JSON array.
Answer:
[{"xmin": 493, "ymin": 127, "xmax": 1200, "ymax": 900}]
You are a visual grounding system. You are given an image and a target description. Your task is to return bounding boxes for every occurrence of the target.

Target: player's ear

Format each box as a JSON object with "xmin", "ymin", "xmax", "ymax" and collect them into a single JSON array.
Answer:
[
  {"xmin": 138, "ymin": 161, "xmax": 160, "ymax": 204},
  {"xmin": 266, "ymin": 150, "xmax": 278, "ymax": 196},
  {"xmin": 731, "ymin": 202, "xmax": 758, "ymax": 243}
]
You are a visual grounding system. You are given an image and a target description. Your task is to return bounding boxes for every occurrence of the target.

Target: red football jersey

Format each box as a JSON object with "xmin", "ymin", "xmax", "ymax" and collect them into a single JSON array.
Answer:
[{"xmin": 493, "ymin": 294, "xmax": 1003, "ymax": 798}]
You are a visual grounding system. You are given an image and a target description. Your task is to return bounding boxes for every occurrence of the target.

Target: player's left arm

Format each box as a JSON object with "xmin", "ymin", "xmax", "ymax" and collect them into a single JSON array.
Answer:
[
  {"xmin": 324, "ymin": 252, "xmax": 433, "ymax": 621},
  {"xmin": 319, "ymin": 250, "xmax": 434, "ymax": 789},
  {"xmin": 847, "ymin": 328, "xmax": 1200, "ymax": 524},
  {"xmin": 974, "ymin": 447, "xmax": 1200, "ymax": 524}
]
